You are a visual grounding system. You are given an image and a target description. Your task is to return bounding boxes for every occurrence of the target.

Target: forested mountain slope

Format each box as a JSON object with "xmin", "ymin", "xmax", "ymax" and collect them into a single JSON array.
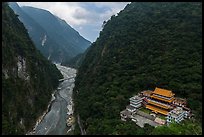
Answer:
[
  {"xmin": 2, "ymin": 3, "xmax": 63, "ymax": 134},
  {"xmin": 73, "ymin": 2, "xmax": 202, "ymax": 135},
  {"xmin": 9, "ymin": 2, "xmax": 91, "ymax": 63},
  {"xmin": 61, "ymin": 46, "xmax": 91, "ymax": 68}
]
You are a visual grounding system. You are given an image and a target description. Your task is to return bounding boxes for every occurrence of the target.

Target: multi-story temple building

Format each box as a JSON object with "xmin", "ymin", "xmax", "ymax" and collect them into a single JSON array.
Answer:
[
  {"xmin": 166, "ymin": 107, "xmax": 189, "ymax": 124},
  {"xmin": 130, "ymin": 95, "xmax": 144, "ymax": 108},
  {"xmin": 120, "ymin": 87, "xmax": 191, "ymax": 126},
  {"xmin": 142, "ymin": 87, "xmax": 175, "ymax": 116}
]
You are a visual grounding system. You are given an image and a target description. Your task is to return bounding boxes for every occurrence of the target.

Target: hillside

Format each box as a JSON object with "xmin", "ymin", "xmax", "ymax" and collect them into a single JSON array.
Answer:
[
  {"xmin": 2, "ymin": 3, "xmax": 63, "ymax": 134},
  {"xmin": 61, "ymin": 46, "xmax": 91, "ymax": 68},
  {"xmin": 73, "ymin": 2, "xmax": 202, "ymax": 135},
  {"xmin": 9, "ymin": 2, "xmax": 91, "ymax": 63}
]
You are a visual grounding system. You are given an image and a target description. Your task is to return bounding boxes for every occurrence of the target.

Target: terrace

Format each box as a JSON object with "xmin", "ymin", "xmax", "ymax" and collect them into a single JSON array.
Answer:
[
  {"xmin": 146, "ymin": 105, "xmax": 169, "ymax": 115},
  {"xmin": 147, "ymin": 98, "xmax": 173, "ymax": 109}
]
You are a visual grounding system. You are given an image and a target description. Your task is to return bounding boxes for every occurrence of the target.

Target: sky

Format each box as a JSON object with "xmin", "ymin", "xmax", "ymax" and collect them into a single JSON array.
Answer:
[{"xmin": 17, "ymin": 2, "xmax": 130, "ymax": 42}]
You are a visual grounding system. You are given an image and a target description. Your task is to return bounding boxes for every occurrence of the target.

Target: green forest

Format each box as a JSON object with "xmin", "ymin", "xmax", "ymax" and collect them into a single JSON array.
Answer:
[
  {"xmin": 73, "ymin": 2, "xmax": 202, "ymax": 135},
  {"xmin": 2, "ymin": 3, "xmax": 63, "ymax": 134}
]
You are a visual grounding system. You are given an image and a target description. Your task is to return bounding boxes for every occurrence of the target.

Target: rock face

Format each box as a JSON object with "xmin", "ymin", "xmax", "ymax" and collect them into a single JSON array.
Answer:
[
  {"xmin": 17, "ymin": 56, "xmax": 30, "ymax": 81},
  {"xmin": 41, "ymin": 35, "xmax": 47, "ymax": 46},
  {"xmin": 2, "ymin": 3, "xmax": 63, "ymax": 135},
  {"xmin": 9, "ymin": 2, "xmax": 91, "ymax": 63}
]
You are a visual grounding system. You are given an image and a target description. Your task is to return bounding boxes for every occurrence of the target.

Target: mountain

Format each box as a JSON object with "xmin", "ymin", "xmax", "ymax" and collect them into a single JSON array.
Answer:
[
  {"xmin": 61, "ymin": 46, "xmax": 91, "ymax": 68},
  {"xmin": 2, "ymin": 3, "xmax": 63, "ymax": 135},
  {"xmin": 72, "ymin": 2, "xmax": 202, "ymax": 135},
  {"xmin": 9, "ymin": 2, "xmax": 91, "ymax": 63}
]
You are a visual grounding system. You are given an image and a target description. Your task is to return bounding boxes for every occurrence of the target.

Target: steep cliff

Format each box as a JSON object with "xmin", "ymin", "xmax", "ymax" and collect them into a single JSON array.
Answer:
[
  {"xmin": 9, "ymin": 2, "xmax": 91, "ymax": 63},
  {"xmin": 2, "ymin": 3, "xmax": 63, "ymax": 134}
]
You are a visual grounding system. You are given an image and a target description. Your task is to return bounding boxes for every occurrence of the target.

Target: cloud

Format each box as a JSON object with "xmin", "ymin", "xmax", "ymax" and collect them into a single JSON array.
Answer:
[
  {"xmin": 17, "ymin": 2, "xmax": 129, "ymax": 42},
  {"xmin": 18, "ymin": 2, "xmax": 86, "ymax": 25}
]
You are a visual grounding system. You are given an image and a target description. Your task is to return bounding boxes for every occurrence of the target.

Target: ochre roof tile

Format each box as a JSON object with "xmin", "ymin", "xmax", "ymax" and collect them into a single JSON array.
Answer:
[{"xmin": 152, "ymin": 87, "xmax": 175, "ymax": 97}]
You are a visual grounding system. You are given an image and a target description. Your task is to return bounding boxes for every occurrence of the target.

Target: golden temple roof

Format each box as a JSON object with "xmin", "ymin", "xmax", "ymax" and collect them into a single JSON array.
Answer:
[
  {"xmin": 146, "ymin": 104, "xmax": 169, "ymax": 115},
  {"xmin": 152, "ymin": 87, "xmax": 175, "ymax": 97}
]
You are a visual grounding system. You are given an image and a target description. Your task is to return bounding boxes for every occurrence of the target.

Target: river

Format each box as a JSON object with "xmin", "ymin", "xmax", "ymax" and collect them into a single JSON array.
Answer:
[{"xmin": 28, "ymin": 64, "xmax": 76, "ymax": 135}]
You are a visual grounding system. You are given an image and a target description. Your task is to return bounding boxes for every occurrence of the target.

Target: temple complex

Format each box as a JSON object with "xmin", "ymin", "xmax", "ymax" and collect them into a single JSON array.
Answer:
[{"xmin": 120, "ymin": 87, "xmax": 191, "ymax": 127}]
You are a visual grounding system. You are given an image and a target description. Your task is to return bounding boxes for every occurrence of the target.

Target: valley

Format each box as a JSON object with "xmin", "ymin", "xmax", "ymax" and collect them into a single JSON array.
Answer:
[
  {"xmin": 28, "ymin": 64, "xmax": 76, "ymax": 135},
  {"xmin": 2, "ymin": 2, "xmax": 202, "ymax": 135}
]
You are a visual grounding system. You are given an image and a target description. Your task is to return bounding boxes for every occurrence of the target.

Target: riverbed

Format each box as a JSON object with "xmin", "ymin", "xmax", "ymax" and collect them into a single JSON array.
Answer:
[{"xmin": 29, "ymin": 64, "xmax": 76, "ymax": 135}]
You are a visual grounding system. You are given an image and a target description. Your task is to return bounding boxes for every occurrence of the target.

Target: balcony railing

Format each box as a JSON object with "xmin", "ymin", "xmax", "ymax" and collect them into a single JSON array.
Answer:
[
  {"xmin": 152, "ymin": 94, "xmax": 174, "ymax": 100},
  {"xmin": 130, "ymin": 100, "xmax": 142, "ymax": 104},
  {"xmin": 151, "ymin": 95, "xmax": 174, "ymax": 103},
  {"xmin": 147, "ymin": 98, "xmax": 172, "ymax": 109}
]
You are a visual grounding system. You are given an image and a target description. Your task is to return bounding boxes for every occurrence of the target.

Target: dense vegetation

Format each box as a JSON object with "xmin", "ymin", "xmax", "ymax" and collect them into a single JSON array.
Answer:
[
  {"xmin": 73, "ymin": 2, "xmax": 202, "ymax": 135},
  {"xmin": 9, "ymin": 2, "xmax": 91, "ymax": 63},
  {"xmin": 2, "ymin": 3, "xmax": 63, "ymax": 134},
  {"xmin": 61, "ymin": 46, "xmax": 91, "ymax": 69}
]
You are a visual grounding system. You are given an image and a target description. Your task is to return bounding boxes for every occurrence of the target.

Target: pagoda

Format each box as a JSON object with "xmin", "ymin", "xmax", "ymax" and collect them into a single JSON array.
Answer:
[{"xmin": 145, "ymin": 87, "xmax": 175, "ymax": 115}]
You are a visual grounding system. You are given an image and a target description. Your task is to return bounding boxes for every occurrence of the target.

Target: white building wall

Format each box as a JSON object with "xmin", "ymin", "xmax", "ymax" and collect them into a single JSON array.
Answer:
[
  {"xmin": 130, "ymin": 103, "xmax": 141, "ymax": 108},
  {"xmin": 167, "ymin": 110, "xmax": 186, "ymax": 124}
]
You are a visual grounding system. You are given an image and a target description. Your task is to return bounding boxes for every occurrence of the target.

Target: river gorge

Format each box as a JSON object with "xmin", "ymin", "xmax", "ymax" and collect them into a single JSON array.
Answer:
[{"xmin": 27, "ymin": 64, "xmax": 76, "ymax": 135}]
